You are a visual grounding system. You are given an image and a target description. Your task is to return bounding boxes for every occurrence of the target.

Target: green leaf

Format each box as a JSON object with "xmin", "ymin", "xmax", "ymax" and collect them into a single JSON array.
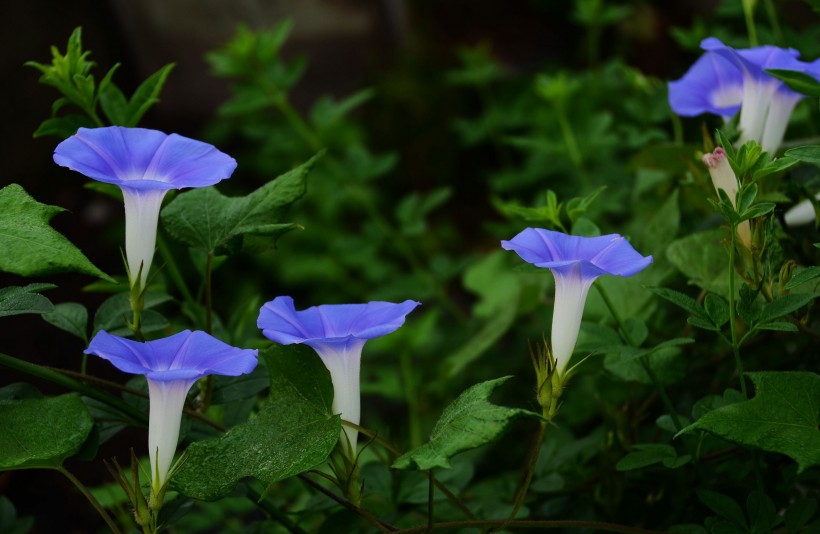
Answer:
[
  {"xmin": 173, "ymin": 345, "xmax": 340, "ymax": 500},
  {"xmin": 32, "ymin": 114, "xmax": 94, "ymax": 138},
  {"xmin": 767, "ymin": 69, "xmax": 820, "ymax": 98},
  {"xmin": 616, "ymin": 443, "xmax": 678, "ymax": 471},
  {"xmin": 784, "ymin": 499, "xmax": 817, "ymax": 533},
  {"xmin": 747, "ymin": 491, "xmax": 779, "ymax": 533},
  {"xmin": 209, "ymin": 365, "xmax": 269, "ymax": 405},
  {"xmin": 752, "ymin": 156, "xmax": 798, "ymax": 180},
  {"xmin": 649, "ymin": 287, "xmax": 708, "ymax": 319},
  {"xmin": 392, "ymin": 377, "xmax": 542, "ymax": 470},
  {"xmin": 667, "ymin": 229, "xmax": 731, "ymax": 296},
  {"xmin": 98, "ymin": 83, "xmax": 129, "ymax": 125},
  {"xmin": 785, "ymin": 145, "xmax": 820, "ymax": 166},
  {"xmin": 736, "ymin": 183, "xmax": 758, "ymax": 215},
  {"xmin": 42, "ymin": 302, "xmax": 89, "ymax": 342},
  {"xmin": 0, "ymin": 185, "xmax": 111, "ymax": 280},
  {"xmin": 161, "ymin": 154, "xmax": 320, "ymax": 254},
  {"xmin": 784, "ymin": 266, "xmax": 820, "ymax": 290},
  {"xmin": 704, "ymin": 294, "xmax": 729, "ymax": 328},
  {"xmin": 755, "ymin": 293, "xmax": 814, "ymax": 326},
  {"xmin": 739, "ymin": 202, "xmax": 775, "ymax": 222},
  {"xmin": 697, "ymin": 490, "xmax": 748, "ymax": 528},
  {"xmin": 604, "ymin": 346, "xmax": 687, "ymax": 385},
  {"xmin": 0, "ymin": 393, "xmax": 94, "ymax": 470},
  {"xmin": 0, "ymin": 284, "xmax": 55, "ymax": 318},
  {"xmin": 121, "ymin": 63, "xmax": 175, "ymax": 127},
  {"xmin": 566, "ymin": 186, "xmax": 607, "ymax": 223},
  {"xmin": 680, "ymin": 371, "xmax": 820, "ymax": 472}
]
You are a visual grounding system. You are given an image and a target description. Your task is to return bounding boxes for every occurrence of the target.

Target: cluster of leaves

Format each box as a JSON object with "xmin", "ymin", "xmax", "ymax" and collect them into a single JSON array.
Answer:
[{"xmin": 1, "ymin": 2, "xmax": 820, "ymax": 533}]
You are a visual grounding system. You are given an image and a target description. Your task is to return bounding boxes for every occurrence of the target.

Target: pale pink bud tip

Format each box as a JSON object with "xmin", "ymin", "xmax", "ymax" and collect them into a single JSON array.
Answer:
[{"xmin": 702, "ymin": 147, "xmax": 727, "ymax": 169}]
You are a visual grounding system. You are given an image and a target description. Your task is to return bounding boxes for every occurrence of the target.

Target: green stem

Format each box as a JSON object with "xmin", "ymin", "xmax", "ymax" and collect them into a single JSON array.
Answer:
[
  {"xmin": 58, "ymin": 466, "xmax": 122, "ymax": 534},
  {"xmin": 394, "ymin": 519, "xmax": 666, "ymax": 534},
  {"xmin": 298, "ymin": 473, "xmax": 397, "ymax": 532},
  {"xmin": 499, "ymin": 419, "xmax": 548, "ymax": 529},
  {"xmin": 762, "ymin": 0, "xmax": 783, "ymax": 46},
  {"xmin": 595, "ymin": 283, "xmax": 683, "ymax": 431},
  {"xmin": 343, "ymin": 420, "xmax": 476, "ymax": 520},
  {"xmin": 0, "ymin": 352, "xmax": 148, "ymax": 426},
  {"xmin": 728, "ymin": 227, "xmax": 748, "ymax": 398},
  {"xmin": 742, "ymin": 0, "xmax": 759, "ymax": 47}
]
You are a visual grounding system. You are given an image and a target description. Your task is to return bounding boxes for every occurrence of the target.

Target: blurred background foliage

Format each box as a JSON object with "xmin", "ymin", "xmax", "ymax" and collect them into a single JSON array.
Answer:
[{"xmin": 2, "ymin": 0, "xmax": 819, "ymax": 532}]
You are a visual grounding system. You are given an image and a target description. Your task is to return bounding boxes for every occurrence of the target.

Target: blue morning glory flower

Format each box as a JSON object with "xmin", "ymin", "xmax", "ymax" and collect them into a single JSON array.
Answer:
[
  {"xmin": 668, "ymin": 51, "xmax": 744, "ymax": 119},
  {"xmin": 258, "ymin": 296, "xmax": 421, "ymax": 457},
  {"xmin": 669, "ymin": 38, "xmax": 819, "ymax": 153},
  {"xmin": 85, "ymin": 329, "xmax": 258, "ymax": 494},
  {"xmin": 54, "ymin": 126, "xmax": 237, "ymax": 289},
  {"xmin": 501, "ymin": 228, "xmax": 652, "ymax": 375}
]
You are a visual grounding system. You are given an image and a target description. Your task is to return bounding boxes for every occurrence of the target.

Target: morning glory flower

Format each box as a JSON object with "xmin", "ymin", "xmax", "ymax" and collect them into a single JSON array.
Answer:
[
  {"xmin": 85, "ymin": 330, "xmax": 258, "ymax": 495},
  {"xmin": 258, "ymin": 296, "xmax": 420, "ymax": 457},
  {"xmin": 702, "ymin": 147, "xmax": 752, "ymax": 248},
  {"xmin": 54, "ymin": 126, "xmax": 237, "ymax": 289},
  {"xmin": 669, "ymin": 38, "xmax": 819, "ymax": 154},
  {"xmin": 668, "ymin": 51, "xmax": 744, "ymax": 119},
  {"xmin": 501, "ymin": 228, "xmax": 652, "ymax": 376}
]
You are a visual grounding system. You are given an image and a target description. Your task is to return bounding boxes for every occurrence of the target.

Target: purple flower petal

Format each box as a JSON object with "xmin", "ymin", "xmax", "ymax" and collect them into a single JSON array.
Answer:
[
  {"xmin": 258, "ymin": 296, "xmax": 421, "ymax": 352},
  {"xmin": 85, "ymin": 330, "xmax": 258, "ymax": 383},
  {"xmin": 54, "ymin": 126, "xmax": 236, "ymax": 191},
  {"xmin": 500, "ymin": 228, "xmax": 653, "ymax": 281},
  {"xmin": 701, "ymin": 37, "xmax": 804, "ymax": 87},
  {"xmin": 668, "ymin": 51, "xmax": 743, "ymax": 117}
]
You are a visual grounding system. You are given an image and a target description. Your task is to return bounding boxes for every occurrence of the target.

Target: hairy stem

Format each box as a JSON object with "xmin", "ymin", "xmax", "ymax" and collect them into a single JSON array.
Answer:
[
  {"xmin": 728, "ymin": 227, "xmax": 748, "ymax": 398},
  {"xmin": 58, "ymin": 466, "xmax": 122, "ymax": 534},
  {"xmin": 498, "ymin": 419, "xmax": 548, "ymax": 529}
]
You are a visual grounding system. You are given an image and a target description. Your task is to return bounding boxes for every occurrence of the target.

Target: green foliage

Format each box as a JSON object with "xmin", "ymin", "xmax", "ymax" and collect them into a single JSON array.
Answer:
[
  {"xmin": 616, "ymin": 443, "xmax": 690, "ymax": 471},
  {"xmin": 173, "ymin": 345, "xmax": 340, "ymax": 500},
  {"xmin": 161, "ymin": 153, "xmax": 319, "ymax": 255},
  {"xmin": 0, "ymin": 393, "xmax": 93, "ymax": 470},
  {"xmin": 0, "ymin": 284, "xmax": 55, "ymax": 318},
  {"xmin": 42, "ymin": 302, "xmax": 89, "ymax": 343},
  {"xmin": 681, "ymin": 372, "xmax": 820, "ymax": 472},
  {"xmin": 0, "ymin": 184, "xmax": 110, "ymax": 280},
  {"xmin": 393, "ymin": 377, "xmax": 542, "ymax": 470},
  {"xmin": 26, "ymin": 27, "xmax": 174, "ymax": 136}
]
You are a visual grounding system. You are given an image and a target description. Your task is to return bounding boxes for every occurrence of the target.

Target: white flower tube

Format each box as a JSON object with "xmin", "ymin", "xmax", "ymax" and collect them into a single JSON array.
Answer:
[
  {"xmin": 123, "ymin": 188, "xmax": 168, "ymax": 289},
  {"xmin": 313, "ymin": 343, "xmax": 363, "ymax": 457},
  {"xmin": 147, "ymin": 378, "xmax": 192, "ymax": 493}
]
